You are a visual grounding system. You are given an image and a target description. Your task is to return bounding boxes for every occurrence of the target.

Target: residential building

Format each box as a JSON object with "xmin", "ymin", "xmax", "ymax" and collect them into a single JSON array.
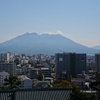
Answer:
[
  {"xmin": 77, "ymin": 71, "xmax": 90, "ymax": 79},
  {"xmin": 87, "ymin": 55, "xmax": 95, "ymax": 73},
  {"xmin": 0, "ymin": 53, "xmax": 10, "ymax": 62},
  {"xmin": 22, "ymin": 65, "xmax": 27, "ymax": 74},
  {"xmin": 28, "ymin": 67, "xmax": 52, "ymax": 79},
  {"xmin": 18, "ymin": 75, "xmax": 32, "ymax": 89},
  {"xmin": 0, "ymin": 71, "xmax": 9, "ymax": 87},
  {"xmin": 95, "ymin": 54, "xmax": 100, "ymax": 72},
  {"xmin": 0, "ymin": 63, "xmax": 16, "ymax": 74},
  {"xmin": 56, "ymin": 53, "xmax": 86, "ymax": 78},
  {"xmin": 95, "ymin": 54, "xmax": 100, "ymax": 81},
  {"xmin": 16, "ymin": 69, "xmax": 22, "ymax": 75},
  {"xmin": 71, "ymin": 78, "xmax": 94, "ymax": 89}
]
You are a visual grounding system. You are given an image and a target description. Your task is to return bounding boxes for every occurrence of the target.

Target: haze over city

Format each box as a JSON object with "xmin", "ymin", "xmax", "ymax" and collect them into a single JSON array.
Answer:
[{"xmin": 0, "ymin": 0, "xmax": 100, "ymax": 47}]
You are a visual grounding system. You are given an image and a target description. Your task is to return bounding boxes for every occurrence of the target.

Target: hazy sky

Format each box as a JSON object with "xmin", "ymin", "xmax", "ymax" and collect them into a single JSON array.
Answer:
[{"xmin": 0, "ymin": 0, "xmax": 100, "ymax": 47}]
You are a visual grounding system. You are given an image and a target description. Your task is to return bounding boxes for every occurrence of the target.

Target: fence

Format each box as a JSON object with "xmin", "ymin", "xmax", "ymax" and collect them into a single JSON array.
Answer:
[{"xmin": 0, "ymin": 88, "xmax": 72, "ymax": 100}]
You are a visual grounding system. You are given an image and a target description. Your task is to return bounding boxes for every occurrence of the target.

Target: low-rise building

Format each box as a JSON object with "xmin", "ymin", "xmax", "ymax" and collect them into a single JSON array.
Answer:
[
  {"xmin": 16, "ymin": 69, "xmax": 22, "ymax": 75},
  {"xmin": 18, "ymin": 75, "xmax": 32, "ymax": 89},
  {"xmin": 29, "ymin": 67, "xmax": 52, "ymax": 79},
  {"xmin": 0, "ymin": 71, "xmax": 9, "ymax": 87}
]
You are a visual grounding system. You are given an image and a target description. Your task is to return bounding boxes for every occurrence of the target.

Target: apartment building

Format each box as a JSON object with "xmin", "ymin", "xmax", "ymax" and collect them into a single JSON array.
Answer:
[
  {"xmin": 18, "ymin": 75, "xmax": 32, "ymax": 89},
  {"xmin": 28, "ymin": 67, "xmax": 52, "ymax": 79},
  {"xmin": 56, "ymin": 53, "xmax": 86, "ymax": 78},
  {"xmin": 0, "ymin": 63, "xmax": 16, "ymax": 74},
  {"xmin": 0, "ymin": 53, "xmax": 10, "ymax": 62},
  {"xmin": 0, "ymin": 71, "xmax": 9, "ymax": 87}
]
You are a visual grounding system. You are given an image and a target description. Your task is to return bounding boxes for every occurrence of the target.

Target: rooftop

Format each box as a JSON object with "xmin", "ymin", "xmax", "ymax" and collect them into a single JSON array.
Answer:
[
  {"xmin": 0, "ymin": 71, "xmax": 9, "ymax": 75},
  {"xmin": 18, "ymin": 75, "xmax": 31, "ymax": 81}
]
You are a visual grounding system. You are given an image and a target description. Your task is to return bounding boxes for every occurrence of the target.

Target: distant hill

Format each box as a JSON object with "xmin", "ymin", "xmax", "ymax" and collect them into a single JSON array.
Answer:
[
  {"xmin": 0, "ymin": 32, "xmax": 99, "ymax": 54},
  {"xmin": 91, "ymin": 45, "xmax": 100, "ymax": 50}
]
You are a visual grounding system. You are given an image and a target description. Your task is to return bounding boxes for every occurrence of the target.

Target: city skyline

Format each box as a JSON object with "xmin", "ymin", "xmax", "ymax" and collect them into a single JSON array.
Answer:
[{"xmin": 0, "ymin": 0, "xmax": 100, "ymax": 47}]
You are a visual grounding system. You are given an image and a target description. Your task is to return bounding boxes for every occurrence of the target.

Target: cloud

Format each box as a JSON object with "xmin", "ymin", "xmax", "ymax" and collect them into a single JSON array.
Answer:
[
  {"xmin": 56, "ymin": 30, "xmax": 63, "ymax": 34},
  {"xmin": 45, "ymin": 30, "xmax": 63, "ymax": 35}
]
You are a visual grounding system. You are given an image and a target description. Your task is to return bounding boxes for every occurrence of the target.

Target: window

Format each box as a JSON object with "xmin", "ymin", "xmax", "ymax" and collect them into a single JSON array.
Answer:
[
  {"xmin": 59, "ymin": 58, "xmax": 63, "ymax": 61},
  {"xmin": 81, "ymin": 58, "xmax": 85, "ymax": 61}
]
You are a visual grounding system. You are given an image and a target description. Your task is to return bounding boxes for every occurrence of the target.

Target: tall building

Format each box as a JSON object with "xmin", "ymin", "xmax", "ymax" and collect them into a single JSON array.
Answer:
[
  {"xmin": 56, "ymin": 53, "xmax": 86, "ymax": 78},
  {"xmin": 0, "ymin": 53, "xmax": 10, "ymax": 62},
  {"xmin": 0, "ymin": 63, "xmax": 16, "ymax": 74},
  {"xmin": 95, "ymin": 54, "xmax": 100, "ymax": 72}
]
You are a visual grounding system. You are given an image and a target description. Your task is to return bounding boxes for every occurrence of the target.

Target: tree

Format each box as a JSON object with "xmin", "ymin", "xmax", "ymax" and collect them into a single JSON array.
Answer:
[
  {"xmin": 2, "ymin": 74, "xmax": 21, "ymax": 89},
  {"xmin": 69, "ymin": 86, "xmax": 95, "ymax": 100},
  {"xmin": 14, "ymin": 58, "xmax": 20, "ymax": 65},
  {"xmin": 28, "ymin": 60, "xmax": 34, "ymax": 66},
  {"xmin": 37, "ymin": 74, "xmax": 44, "ymax": 81},
  {"xmin": 53, "ymin": 80, "xmax": 72, "ymax": 88}
]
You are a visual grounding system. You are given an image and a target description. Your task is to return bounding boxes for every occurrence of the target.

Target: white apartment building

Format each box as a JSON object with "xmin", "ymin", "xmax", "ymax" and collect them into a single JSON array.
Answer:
[
  {"xmin": 0, "ymin": 71, "xmax": 9, "ymax": 87},
  {"xmin": 18, "ymin": 75, "xmax": 32, "ymax": 89},
  {"xmin": 0, "ymin": 53, "xmax": 10, "ymax": 62},
  {"xmin": 21, "ymin": 59, "xmax": 28, "ymax": 64}
]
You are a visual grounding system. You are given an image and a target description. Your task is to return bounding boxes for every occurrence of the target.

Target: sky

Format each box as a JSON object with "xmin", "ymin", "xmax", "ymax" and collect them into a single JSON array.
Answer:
[{"xmin": 0, "ymin": 0, "xmax": 100, "ymax": 47}]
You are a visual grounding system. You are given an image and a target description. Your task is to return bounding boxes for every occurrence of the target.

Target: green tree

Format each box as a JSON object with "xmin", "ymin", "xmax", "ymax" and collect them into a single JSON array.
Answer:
[
  {"xmin": 28, "ymin": 60, "xmax": 34, "ymax": 66},
  {"xmin": 69, "ymin": 86, "xmax": 95, "ymax": 100},
  {"xmin": 37, "ymin": 74, "xmax": 44, "ymax": 81},
  {"xmin": 2, "ymin": 74, "xmax": 21, "ymax": 89},
  {"xmin": 14, "ymin": 58, "xmax": 20, "ymax": 65},
  {"xmin": 53, "ymin": 80, "xmax": 72, "ymax": 88}
]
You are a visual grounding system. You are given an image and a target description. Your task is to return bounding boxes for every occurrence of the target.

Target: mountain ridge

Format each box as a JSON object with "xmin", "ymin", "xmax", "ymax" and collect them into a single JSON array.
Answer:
[{"xmin": 0, "ymin": 32, "xmax": 99, "ymax": 54}]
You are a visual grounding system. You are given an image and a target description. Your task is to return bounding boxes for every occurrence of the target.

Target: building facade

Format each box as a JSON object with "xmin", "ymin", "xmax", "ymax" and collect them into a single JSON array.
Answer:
[
  {"xmin": 56, "ymin": 53, "xmax": 86, "ymax": 78},
  {"xmin": 95, "ymin": 54, "xmax": 100, "ymax": 72},
  {"xmin": 0, "ymin": 53, "xmax": 10, "ymax": 62},
  {"xmin": 18, "ymin": 75, "xmax": 32, "ymax": 89},
  {"xmin": 28, "ymin": 68, "xmax": 52, "ymax": 79},
  {"xmin": 0, "ymin": 71, "xmax": 9, "ymax": 87},
  {"xmin": 0, "ymin": 63, "xmax": 16, "ymax": 74}
]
